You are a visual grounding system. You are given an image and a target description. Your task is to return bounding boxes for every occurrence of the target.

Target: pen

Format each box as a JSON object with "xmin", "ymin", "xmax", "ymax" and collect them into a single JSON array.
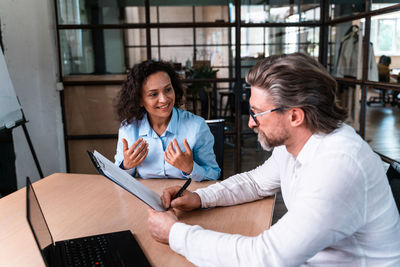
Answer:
[
  {"xmin": 174, "ymin": 178, "xmax": 191, "ymax": 199},
  {"xmin": 169, "ymin": 178, "xmax": 191, "ymax": 208}
]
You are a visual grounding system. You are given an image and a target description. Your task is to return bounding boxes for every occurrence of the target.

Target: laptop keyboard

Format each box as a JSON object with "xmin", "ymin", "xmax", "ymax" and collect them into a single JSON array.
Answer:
[{"xmin": 59, "ymin": 235, "xmax": 119, "ymax": 267}]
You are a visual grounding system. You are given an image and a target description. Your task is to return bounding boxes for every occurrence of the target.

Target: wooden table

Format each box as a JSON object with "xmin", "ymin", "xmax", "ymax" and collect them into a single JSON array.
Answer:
[{"xmin": 0, "ymin": 173, "xmax": 274, "ymax": 267}]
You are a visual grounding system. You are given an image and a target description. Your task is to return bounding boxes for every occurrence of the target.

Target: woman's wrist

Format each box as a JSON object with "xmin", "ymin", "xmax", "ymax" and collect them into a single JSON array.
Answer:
[
  {"xmin": 182, "ymin": 162, "xmax": 194, "ymax": 175},
  {"xmin": 122, "ymin": 160, "xmax": 135, "ymax": 170}
]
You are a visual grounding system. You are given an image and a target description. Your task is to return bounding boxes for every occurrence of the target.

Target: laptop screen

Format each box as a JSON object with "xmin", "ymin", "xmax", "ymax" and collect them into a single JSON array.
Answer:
[{"xmin": 26, "ymin": 177, "xmax": 54, "ymax": 252}]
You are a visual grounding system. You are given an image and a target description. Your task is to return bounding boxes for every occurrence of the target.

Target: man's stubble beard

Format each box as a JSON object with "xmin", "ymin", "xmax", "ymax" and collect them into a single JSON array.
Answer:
[{"xmin": 254, "ymin": 127, "xmax": 289, "ymax": 152}]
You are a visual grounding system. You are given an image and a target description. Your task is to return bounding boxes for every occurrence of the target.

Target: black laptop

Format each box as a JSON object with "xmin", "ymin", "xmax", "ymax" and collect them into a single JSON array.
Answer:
[{"xmin": 26, "ymin": 177, "xmax": 151, "ymax": 267}]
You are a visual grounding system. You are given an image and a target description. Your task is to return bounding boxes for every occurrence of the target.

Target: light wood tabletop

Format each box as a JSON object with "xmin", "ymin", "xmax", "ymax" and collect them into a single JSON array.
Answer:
[{"xmin": 0, "ymin": 173, "xmax": 274, "ymax": 267}]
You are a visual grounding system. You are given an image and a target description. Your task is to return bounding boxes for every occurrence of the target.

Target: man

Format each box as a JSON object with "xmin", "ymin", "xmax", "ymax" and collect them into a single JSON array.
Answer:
[{"xmin": 147, "ymin": 53, "xmax": 400, "ymax": 266}]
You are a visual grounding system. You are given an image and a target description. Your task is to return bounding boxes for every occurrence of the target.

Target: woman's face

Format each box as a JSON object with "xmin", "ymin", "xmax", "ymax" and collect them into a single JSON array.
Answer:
[{"xmin": 141, "ymin": 71, "xmax": 176, "ymax": 123}]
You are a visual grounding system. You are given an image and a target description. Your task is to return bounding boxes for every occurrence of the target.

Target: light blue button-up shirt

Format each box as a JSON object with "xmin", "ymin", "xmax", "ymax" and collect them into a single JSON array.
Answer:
[{"xmin": 114, "ymin": 108, "xmax": 220, "ymax": 181}]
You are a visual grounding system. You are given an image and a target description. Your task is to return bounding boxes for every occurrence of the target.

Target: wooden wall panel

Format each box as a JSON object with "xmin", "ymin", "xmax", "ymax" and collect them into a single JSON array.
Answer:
[
  {"xmin": 64, "ymin": 85, "xmax": 121, "ymax": 135},
  {"xmin": 68, "ymin": 139, "xmax": 117, "ymax": 174}
]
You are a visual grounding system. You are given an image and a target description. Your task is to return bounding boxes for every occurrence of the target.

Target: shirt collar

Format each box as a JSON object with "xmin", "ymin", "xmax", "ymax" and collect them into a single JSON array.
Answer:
[
  {"xmin": 165, "ymin": 107, "xmax": 178, "ymax": 135},
  {"xmin": 296, "ymin": 132, "xmax": 325, "ymax": 165},
  {"xmin": 138, "ymin": 113, "xmax": 152, "ymax": 137},
  {"xmin": 138, "ymin": 108, "xmax": 178, "ymax": 137}
]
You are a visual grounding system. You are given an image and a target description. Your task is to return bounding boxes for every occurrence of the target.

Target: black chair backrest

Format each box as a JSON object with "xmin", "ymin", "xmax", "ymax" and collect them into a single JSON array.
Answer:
[
  {"xmin": 387, "ymin": 161, "xmax": 400, "ymax": 212},
  {"xmin": 206, "ymin": 119, "xmax": 225, "ymax": 179}
]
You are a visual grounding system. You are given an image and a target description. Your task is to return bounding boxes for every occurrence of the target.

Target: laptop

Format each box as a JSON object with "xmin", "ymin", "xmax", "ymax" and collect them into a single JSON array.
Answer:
[{"xmin": 26, "ymin": 177, "xmax": 151, "ymax": 267}]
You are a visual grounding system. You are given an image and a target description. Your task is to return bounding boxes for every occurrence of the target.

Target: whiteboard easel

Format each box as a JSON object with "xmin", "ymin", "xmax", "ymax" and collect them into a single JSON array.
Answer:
[{"xmin": 0, "ymin": 47, "xmax": 43, "ymax": 178}]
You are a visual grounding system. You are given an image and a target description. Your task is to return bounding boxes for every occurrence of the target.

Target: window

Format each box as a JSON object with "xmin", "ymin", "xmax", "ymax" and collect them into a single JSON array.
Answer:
[{"xmin": 371, "ymin": 11, "xmax": 400, "ymax": 56}]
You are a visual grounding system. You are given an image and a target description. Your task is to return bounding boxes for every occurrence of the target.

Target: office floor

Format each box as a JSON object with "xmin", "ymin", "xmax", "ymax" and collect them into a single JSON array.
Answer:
[
  {"xmin": 222, "ymin": 103, "xmax": 400, "ymax": 225},
  {"xmin": 365, "ymin": 104, "xmax": 400, "ymax": 161}
]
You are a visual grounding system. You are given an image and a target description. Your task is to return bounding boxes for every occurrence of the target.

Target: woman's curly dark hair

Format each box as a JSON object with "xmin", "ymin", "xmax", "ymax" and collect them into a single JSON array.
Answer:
[{"xmin": 116, "ymin": 60, "xmax": 184, "ymax": 125}]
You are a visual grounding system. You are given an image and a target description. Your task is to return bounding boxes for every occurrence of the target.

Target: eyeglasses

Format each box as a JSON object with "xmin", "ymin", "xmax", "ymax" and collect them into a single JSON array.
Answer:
[{"xmin": 249, "ymin": 107, "xmax": 281, "ymax": 124}]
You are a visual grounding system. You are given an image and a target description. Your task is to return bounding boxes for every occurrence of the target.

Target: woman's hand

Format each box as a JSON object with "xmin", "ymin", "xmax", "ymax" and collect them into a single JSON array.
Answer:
[
  {"xmin": 164, "ymin": 138, "xmax": 193, "ymax": 174},
  {"xmin": 122, "ymin": 138, "xmax": 148, "ymax": 170}
]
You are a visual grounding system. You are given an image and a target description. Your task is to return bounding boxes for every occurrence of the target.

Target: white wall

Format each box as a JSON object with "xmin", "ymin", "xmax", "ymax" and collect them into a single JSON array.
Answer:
[{"xmin": 0, "ymin": 0, "xmax": 66, "ymax": 188}]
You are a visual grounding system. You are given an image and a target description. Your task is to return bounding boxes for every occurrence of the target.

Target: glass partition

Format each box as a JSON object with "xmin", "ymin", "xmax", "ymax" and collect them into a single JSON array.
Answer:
[
  {"xmin": 329, "ymin": 0, "xmax": 365, "ymax": 20},
  {"xmin": 149, "ymin": 28, "xmax": 194, "ymax": 64},
  {"xmin": 328, "ymin": 20, "xmax": 367, "ymax": 80},
  {"xmin": 183, "ymin": 80, "xmax": 232, "ymax": 122},
  {"xmin": 158, "ymin": 47, "xmax": 194, "ymax": 65},
  {"xmin": 57, "ymin": 0, "xmax": 233, "ymax": 25},
  {"xmin": 371, "ymin": 2, "xmax": 400, "ymax": 11},
  {"xmin": 150, "ymin": 1, "xmax": 231, "ymax": 23},
  {"xmin": 370, "ymin": 11, "xmax": 400, "ymax": 83},
  {"xmin": 55, "ymin": 0, "xmax": 400, "ymax": 174},
  {"xmin": 153, "ymin": 5, "xmax": 193, "ymax": 23},
  {"xmin": 239, "ymin": 26, "xmax": 319, "ymax": 77},
  {"xmin": 158, "ymin": 28, "xmax": 193, "ymax": 45},
  {"xmin": 195, "ymin": 5, "xmax": 230, "ymax": 22},
  {"xmin": 329, "ymin": 20, "xmax": 367, "ymax": 131},
  {"xmin": 57, "ymin": 0, "xmax": 145, "ymax": 25},
  {"xmin": 240, "ymin": 0, "xmax": 320, "ymax": 23},
  {"xmin": 196, "ymin": 28, "xmax": 230, "ymax": 45},
  {"xmin": 195, "ymin": 28, "xmax": 231, "ymax": 77},
  {"xmin": 57, "ymin": 1, "xmax": 372, "ymax": 176},
  {"xmin": 327, "ymin": 24, "xmax": 337, "ymax": 74},
  {"xmin": 240, "ymin": 27, "xmax": 265, "ymax": 58},
  {"xmin": 60, "ymin": 29, "xmax": 127, "ymax": 76},
  {"xmin": 299, "ymin": 27, "xmax": 320, "ymax": 58},
  {"xmin": 125, "ymin": 28, "xmax": 148, "ymax": 68}
]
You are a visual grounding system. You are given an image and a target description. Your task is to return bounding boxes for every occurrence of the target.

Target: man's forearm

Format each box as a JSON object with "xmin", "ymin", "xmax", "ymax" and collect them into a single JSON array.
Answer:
[{"xmin": 194, "ymin": 171, "xmax": 273, "ymax": 208}]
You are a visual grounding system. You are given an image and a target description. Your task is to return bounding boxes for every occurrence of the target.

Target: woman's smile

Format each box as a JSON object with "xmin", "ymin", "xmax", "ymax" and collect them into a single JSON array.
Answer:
[{"xmin": 141, "ymin": 71, "xmax": 176, "ymax": 122}]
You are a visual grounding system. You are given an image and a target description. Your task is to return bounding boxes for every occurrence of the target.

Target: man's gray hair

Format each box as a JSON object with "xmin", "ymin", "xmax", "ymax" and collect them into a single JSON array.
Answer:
[{"xmin": 246, "ymin": 53, "xmax": 347, "ymax": 134}]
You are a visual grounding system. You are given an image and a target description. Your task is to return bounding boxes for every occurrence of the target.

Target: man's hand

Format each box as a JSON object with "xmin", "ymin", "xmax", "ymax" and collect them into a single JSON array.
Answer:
[
  {"xmin": 147, "ymin": 208, "xmax": 178, "ymax": 244},
  {"xmin": 160, "ymin": 186, "xmax": 202, "ymax": 211},
  {"xmin": 164, "ymin": 138, "xmax": 193, "ymax": 174},
  {"xmin": 122, "ymin": 138, "xmax": 148, "ymax": 170}
]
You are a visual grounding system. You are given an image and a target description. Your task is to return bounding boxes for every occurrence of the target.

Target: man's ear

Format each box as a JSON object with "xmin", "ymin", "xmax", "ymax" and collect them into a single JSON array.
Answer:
[{"xmin": 288, "ymin": 107, "xmax": 305, "ymax": 127}]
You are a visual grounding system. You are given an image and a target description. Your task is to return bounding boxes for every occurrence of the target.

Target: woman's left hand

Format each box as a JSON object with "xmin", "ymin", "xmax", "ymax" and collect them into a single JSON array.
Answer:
[{"xmin": 164, "ymin": 138, "xmax": 193, "ymax": 174}]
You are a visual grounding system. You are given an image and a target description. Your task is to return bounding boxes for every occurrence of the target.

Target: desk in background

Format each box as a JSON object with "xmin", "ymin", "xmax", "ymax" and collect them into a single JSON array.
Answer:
[{"xmin": 0, "ymin": 173, "xmax": 274, "ymax": 267}]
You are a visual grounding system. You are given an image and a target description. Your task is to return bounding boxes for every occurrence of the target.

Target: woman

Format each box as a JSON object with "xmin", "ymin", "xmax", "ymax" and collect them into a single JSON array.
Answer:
[{"xmin": 114, "ymin": 60, "xmax": 220, "ymax": 181}]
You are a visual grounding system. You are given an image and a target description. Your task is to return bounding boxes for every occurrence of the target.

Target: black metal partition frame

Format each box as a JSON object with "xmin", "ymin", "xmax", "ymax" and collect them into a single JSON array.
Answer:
[
  {"xmin": 54, "ymin": 0, "xmax": 400, "ymax": 173},
  {"xmin": 324, "ymin": 3, "xmax": 400, "ymax": 139}
]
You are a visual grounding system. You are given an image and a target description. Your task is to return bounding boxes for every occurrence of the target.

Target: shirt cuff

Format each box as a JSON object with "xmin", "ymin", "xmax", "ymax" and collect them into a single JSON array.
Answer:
[
  {"xmin": 181, "ymin": 161, "xmax": 204, "ymax": 181},
  {"xmin": 119, "ymin": 161, "xmax": 136, "ymax": 176},
  {"xmin": 193, "ymin": 187, "xmax": 218, "ymax": 209},
  {"xmin": 169, "ymin": 222, "xmax": 203, "ymax": 256}
]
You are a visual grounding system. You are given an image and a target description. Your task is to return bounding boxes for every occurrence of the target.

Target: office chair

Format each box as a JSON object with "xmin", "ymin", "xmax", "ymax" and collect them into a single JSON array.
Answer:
[
  {"xmin": 387, "ymin": 161, "xmax": 400, "ymax": 212},
  {"xmin": 225, "ymin": 82, "xmax": 250, "ymax": 119},
  {"xmin": 206, "ymin": 119, "xmax": 225, "ymax": 179}
]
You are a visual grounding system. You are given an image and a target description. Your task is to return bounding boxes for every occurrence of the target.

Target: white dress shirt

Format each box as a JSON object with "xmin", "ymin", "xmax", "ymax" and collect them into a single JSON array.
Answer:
[{"xmin": 169, "ymin": 124, "xmax": 400, "ymax": 266}]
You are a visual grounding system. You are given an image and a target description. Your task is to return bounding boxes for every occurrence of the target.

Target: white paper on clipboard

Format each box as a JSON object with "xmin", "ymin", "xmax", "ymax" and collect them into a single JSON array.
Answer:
[{"xmin": 92, "ymin": 150, "xmax": 166, "ymax": 212}]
